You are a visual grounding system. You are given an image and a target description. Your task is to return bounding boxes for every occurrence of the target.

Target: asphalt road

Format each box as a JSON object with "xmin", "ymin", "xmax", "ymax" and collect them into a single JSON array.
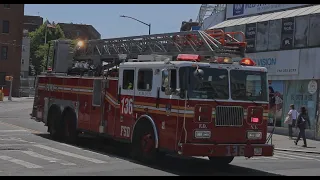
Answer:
[{"xmin": 0, "ymin": 99, "xmax": 320, "ymax": 176}]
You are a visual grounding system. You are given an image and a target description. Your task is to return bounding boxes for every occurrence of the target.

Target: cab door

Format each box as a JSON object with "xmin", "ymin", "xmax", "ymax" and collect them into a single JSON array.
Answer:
[{"xmin": 116, "ymin": 68, "xmax": 135, "ymax": 141}]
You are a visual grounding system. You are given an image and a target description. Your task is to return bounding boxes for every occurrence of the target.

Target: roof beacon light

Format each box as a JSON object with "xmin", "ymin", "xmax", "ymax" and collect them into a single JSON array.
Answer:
[
  {"xmin": 177, "ymin": 54, "xmax": 201, "ymax": 62},
  {"xmin": 240, "ymin": 58, "xmax": 256, "ymax": 66}
]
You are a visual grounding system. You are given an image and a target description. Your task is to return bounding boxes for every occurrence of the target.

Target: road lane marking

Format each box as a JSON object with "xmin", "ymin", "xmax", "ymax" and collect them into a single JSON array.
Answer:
[
  {"xmin": 273, "ymin": 155, "xmax": 295, "ymax": 160},
  {"xmin": 0, "ymin": 155, "xmax": 42, "ymax": 169},
  {"xmin": 33, "ymin": 144, "xmax": 106, "ymax": 164},
  {"xmin": 21, "ymin": 151, "xmax": 76, "ymax": 165},
  {"xmin": 276, "ymin": 152, "xmax": 320, "ymax": 161},
  {"xmin": 277, "ymin": 151, "xmax": 320, "ymax": 159},
  {"xmin": 251, "ymin": 157, "xmax": 278, "ymax": 160},
  {"xmin": 0, "ymin": 130, "xmax": 27, "ymax": 133},
  {"xmin": 0, "ymin": 121, "xmax": 42, "ymax": 134}
]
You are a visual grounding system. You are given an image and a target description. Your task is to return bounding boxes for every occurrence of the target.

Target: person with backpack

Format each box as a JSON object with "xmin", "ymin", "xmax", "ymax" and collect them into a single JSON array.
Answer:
[{"xmin": 294, "ymin": 106, "xmax": 311, "ymax": 147}]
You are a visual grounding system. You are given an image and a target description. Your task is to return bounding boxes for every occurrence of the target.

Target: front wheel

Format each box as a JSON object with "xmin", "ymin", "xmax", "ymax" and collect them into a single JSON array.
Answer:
[
  {"xmin": 131, "ymin": 126, "xmax": 158, "ymax": 163},
  {"xmin": 208, "ymin": 156, "xmax": 234, "ymax": 167}
]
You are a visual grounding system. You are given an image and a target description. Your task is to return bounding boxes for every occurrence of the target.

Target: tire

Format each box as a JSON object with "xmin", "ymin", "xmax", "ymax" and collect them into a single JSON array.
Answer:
[
  {"xmin": 131, "ymin": 124, "xmax": 158, "ymax": 163},
  {"xmin": 208, "ymin": 156, "xmax": 234, "ymax": 167},
  {"xmin": 63, "ymin": 110, "xmax": 78, "ymax": 144},
  {"xmin": 48, "ymin": 108, "xmax": 63, "ymax": 140}
]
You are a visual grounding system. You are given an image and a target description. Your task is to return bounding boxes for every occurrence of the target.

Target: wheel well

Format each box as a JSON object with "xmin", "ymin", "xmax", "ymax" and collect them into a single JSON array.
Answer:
[
  {"xmin": 131, "ymin": 116, "xmax": 159, "ymax": 149},
  {"xmin": 47, "ymin": 105, "xmax": 62, "ymax": 131}
]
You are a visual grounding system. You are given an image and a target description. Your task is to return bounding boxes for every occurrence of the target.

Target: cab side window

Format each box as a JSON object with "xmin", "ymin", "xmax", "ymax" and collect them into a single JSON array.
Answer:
[
  {"xmin": 137, "ymin": 69, "xmax": 153, "ymax": 91},
  {"xmin": 123, "ymin": 70, "xmax": 134, "ymax": 90}
]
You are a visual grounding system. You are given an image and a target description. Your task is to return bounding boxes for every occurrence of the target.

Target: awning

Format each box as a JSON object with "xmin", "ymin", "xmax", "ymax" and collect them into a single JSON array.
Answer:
[{"xmin": 209, "ymin": 5, "xmax": 320, "ymax": 29}]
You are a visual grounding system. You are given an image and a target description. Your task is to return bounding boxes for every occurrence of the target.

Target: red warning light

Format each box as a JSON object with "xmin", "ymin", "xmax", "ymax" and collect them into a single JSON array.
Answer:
[
  {"xmin": 177, "ymin": 54, "xmax": 201, "ymax": 62},
  {"xmin": 240, "ymin": 58, "xmax": 256, "ymax": 66}
]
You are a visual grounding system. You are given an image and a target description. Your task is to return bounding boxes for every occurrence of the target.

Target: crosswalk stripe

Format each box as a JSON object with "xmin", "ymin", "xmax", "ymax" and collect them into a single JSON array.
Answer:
[
  {"xmin": 273, "ymin": 155, "xmax": 295, "ymax": 160},
  {"xmin": 21, "ymin": 150, "xmax": 76, "ymax": 165},
  {"xmin": 278, "ymin": 151, "xmax": 320, "ymax": 158},
  {"xmin": 0, "ymin": 155, "xmax": 42, "ymax": 169},
  {"xmin": 33, "ymin": 144, "xmax": 106, "ymax": 164},
  {"xmin": 275, "ymin": 152, "xmax": 320, "ymax": 161}
]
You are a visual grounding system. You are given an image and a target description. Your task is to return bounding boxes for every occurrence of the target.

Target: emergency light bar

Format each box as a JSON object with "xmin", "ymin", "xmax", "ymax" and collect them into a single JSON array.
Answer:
[
  {"xmin": 177, "ymin": 54, "xmax": 201, "ymax": 62},
  {"xmin": 240, "ymin": 58, "xmax": 256, "ymax": 66},
  {"xmin": 210, "ymin": 57, "xmax": 233, "ymax": 64}
]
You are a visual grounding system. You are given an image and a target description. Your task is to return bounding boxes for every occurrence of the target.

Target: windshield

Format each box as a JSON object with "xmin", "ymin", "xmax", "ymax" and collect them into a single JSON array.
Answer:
[
  {"xmin": 230, "ymin": 70, "xmax": 268, "ymax": 101},
  {"xmin": 179, "ymin": 67, "xmax": 229, "ymax": 99}
]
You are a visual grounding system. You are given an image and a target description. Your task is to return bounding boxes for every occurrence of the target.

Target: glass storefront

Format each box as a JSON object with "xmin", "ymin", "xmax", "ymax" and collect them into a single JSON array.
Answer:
[
  {"xmin": 268, "ymin": 81, "xmax": 285, "ymax": 127},
  {"xmin": 283, "ymin": 80, "xmax": 318, "ymax": 128}
]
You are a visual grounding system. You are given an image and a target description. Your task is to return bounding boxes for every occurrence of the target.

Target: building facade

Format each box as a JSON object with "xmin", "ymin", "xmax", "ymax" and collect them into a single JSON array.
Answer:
[
  {"xmin": 23, "ymin": 15, "xmax": 43, "ymax": 33},
  {"xmin": 21, "ymin": 37, "xmax": 30, "ymax": 78},
  {"xmin": 57, "ymin": 23, "xmax": 101, "ymax": 40},
  {"xmin": 0, "ymin": 4, "xmax": 24, "ymax": 97},
  {"xmin": 204, "ymin": 4, "xmax": 320, "ymax": 138}
]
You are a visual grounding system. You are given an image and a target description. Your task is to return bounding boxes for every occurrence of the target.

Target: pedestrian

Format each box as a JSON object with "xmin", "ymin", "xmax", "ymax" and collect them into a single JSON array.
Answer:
[
  {"xmin": 284, "ymin": 104, "xmax": 299, "ymax": 139},
  {"xmin": 294, "ymin": 106, "xmax": 311, "ymax": 147}
]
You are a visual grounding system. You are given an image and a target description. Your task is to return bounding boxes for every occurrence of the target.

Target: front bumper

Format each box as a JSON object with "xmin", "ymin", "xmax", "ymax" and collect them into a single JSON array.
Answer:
[{"xmin": 178, "ymin": 143, "xmax": 274, "ymax": 157}]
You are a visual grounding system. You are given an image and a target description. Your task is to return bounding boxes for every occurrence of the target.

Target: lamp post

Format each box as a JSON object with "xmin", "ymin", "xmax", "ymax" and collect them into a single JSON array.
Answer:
[{"xmin": 120, "ymin": 15, "xmax": 151, "ymax": 35}]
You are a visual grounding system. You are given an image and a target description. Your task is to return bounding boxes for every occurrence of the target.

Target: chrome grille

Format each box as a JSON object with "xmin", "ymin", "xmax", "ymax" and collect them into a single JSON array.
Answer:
[{"xmin": 215, "ymin": 106, "xmax": 244, "ymax": 126}]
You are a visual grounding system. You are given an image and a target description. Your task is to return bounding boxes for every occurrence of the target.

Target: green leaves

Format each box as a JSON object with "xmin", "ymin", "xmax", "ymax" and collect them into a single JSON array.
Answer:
[{"xmin": 28, "ymin": 22, "xmax": 65, "ymax": 74}]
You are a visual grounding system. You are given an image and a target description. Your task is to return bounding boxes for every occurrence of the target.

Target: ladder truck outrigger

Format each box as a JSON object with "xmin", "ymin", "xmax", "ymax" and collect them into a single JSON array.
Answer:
[{"xmin": 31, "ymin": 29, "xmax": 274, "ymax": 166}]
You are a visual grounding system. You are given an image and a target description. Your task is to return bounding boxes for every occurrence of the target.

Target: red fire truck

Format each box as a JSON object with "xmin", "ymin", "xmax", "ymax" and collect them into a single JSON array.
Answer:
[{"xmin": 31, "ymin": 29, "xmax": 274, "ymax": 165}]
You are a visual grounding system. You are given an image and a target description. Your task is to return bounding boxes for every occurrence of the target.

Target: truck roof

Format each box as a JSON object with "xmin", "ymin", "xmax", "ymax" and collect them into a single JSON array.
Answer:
[{"xmin": 119, "ymin": 61, "xmax": 268, "ymax": 72}]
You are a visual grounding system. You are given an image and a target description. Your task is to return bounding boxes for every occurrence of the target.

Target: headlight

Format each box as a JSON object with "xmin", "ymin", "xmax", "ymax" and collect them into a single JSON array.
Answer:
[
  {"xmin": 247, "ymin": 131, "xmax": 262, "ymax": 140},
  {"xmin": 194, "ymin": 131, "xmax": 211, "ymax": 139}
]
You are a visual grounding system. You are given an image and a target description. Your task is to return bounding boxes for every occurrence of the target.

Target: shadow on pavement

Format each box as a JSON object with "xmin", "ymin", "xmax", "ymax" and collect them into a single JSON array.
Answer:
[{"xmin": 35, "ymin": 133, "xmax": 282, "ymax": 176}]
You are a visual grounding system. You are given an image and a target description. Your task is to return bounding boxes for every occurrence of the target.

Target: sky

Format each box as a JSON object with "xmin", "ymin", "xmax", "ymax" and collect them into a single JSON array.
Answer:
[{"xmin": 24, "ymin": 4, "xmax": 201, "ymax": 39}]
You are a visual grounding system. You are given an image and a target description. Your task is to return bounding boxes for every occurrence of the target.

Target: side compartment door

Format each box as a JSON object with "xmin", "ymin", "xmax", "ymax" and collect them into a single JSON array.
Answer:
[
  {"xmin": 90, "ymin": 78, "xmax": 104, "ymax": 133},
  {"xmin": 116, "ymin": 68, "xmax": 135, "ymax": 140}
]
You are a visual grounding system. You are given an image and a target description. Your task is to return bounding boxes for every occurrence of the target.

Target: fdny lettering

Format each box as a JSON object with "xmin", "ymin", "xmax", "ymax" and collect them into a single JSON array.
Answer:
[
  {"xmin": 45, "ymin": 84, "xmax": 58, "ymax": 92},
  {"xmin": 120, "ymin": 126, "xmax": 130, "ymax": 138},
  {"xmin": 138, "ymin": 91, "xmax": 151, "ymax": 96},
  {"xmin": 199, "ymin": 124, "xmax": 207, "ymax": 129},
  {"xmin": 226, "ymin": 145, "xmax": 245, "ymax": 156},
  {"xmin": 121, "ymin": 97, "xmax": 133, "ymax": 115}
]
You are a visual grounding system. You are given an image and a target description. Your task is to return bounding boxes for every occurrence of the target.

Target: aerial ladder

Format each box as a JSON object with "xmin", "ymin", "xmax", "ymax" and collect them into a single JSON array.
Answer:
[{"xmin": 72, "ymin": 30, "xmax": 247, "ymax": 65}]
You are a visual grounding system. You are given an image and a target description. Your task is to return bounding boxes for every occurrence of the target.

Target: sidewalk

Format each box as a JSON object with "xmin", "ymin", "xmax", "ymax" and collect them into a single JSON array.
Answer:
[
  {"xmin": 269, "ymin": 133, "xmax": 320, "ymax": 154},
  {"xmin": 268, "ymin": 126, "xmax": 318, "ymax": 140},
  {"xmin": 0, "ymin": 97, "xmax": 34, "ymax": 102}
]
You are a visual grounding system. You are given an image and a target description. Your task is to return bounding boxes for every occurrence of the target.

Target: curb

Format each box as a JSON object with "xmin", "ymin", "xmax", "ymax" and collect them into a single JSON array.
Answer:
[{"xmin": 275, "ymin": 148, "xmax": 320, "ymax": 154}]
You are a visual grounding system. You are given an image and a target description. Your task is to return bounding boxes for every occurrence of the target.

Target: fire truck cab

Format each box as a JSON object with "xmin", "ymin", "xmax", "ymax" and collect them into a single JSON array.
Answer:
[{"xmin": 31, "ymin": 29, "xmax": 274, "ymax": 166}]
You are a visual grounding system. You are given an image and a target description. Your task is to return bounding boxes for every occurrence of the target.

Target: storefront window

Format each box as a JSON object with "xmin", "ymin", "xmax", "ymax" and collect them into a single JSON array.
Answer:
[
  {"xmin": 283, "ymin": 80, "xmax": 318, "ymax": 128},
  {"xmin": 268, "ymin": 81, "xmax": 285, "ymax": 127}
]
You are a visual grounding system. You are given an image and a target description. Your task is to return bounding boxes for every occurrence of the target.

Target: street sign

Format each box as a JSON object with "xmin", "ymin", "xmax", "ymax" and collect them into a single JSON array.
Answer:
[{"xmin": 5, "ymin": 76, "xmax": 13, "ymax": 82}]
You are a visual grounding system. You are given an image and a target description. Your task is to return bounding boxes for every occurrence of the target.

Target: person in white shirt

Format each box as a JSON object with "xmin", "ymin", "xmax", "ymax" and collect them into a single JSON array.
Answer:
[{"xmin": 288, "ymin": 104, "xmax": 299, "ymax": 139}]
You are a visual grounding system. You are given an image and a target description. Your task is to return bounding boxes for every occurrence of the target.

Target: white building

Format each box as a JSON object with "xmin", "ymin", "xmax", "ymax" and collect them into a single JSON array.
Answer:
[
  {"xmin": 21, "ymin": 36, "xmax": 30, "ymax": 78},
  {"xmin": 204, "ymin": 4, "xmax": 320, "ymax": 138}
]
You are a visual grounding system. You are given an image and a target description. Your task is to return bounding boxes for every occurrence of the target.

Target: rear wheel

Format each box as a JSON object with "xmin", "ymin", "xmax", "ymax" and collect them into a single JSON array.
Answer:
[
  {"xmin": 48, "ymin": 108, "xmax": 63, "ymax": 140},
  {"xmin": 63, "ymin": 110, "xmax": 78, "ymax": 144},
  {"xmin": 208, "ymin": 156, "xmax": 234, "ymax": 167},
  {"xmin": 131, "ymin": 125, "xmax": 158, "ymax": 163}
]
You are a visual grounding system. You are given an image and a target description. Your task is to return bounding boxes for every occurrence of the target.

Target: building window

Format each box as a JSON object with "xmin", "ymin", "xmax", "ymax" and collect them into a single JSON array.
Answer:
[
  {"xmin": 21, "ymin": 59, "xmax": 24, "ymax": 64},
  {"xmin": 2, "ymin": 20, "xmax": 9, "ymax": 33},
  {"xmin": 1, "ymin": 46, "xmax": 8, "ymax": 60},
  {"xmin": 3, "ymin": 4, "xmax": 10, "ymax": 9},
  {"xmin": 0, "ymin": 72, "xmax": 6, "ymax": 86}
]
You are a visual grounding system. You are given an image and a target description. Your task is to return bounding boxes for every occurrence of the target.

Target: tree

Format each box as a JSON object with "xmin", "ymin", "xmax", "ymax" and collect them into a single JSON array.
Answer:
[{"xmin": 29, "ymin": 21, "xmax": 65, "ymax": 74}]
